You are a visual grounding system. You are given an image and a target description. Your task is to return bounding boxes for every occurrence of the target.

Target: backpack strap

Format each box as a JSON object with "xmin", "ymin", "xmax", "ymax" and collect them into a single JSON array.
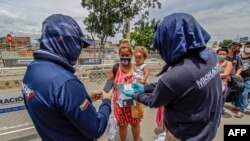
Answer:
[{"xmin": 112, "ymin": 63, "xmax": 119, "ymax": 78}]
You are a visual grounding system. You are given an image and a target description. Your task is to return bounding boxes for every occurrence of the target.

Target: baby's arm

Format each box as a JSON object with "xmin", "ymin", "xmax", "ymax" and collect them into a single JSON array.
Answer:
[{"xmin": 140, "ymin": 65, "xmax": 149, "ymax": 84}]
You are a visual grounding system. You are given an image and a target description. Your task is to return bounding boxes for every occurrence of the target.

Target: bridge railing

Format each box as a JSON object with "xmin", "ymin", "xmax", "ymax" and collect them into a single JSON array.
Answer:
[{"xmin": 0, "ymin": 62, "xmax": 164, "ymax": 136}]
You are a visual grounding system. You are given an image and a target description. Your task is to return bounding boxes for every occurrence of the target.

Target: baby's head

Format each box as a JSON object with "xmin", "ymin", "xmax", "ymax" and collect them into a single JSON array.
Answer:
[{"xmin": 134, "ymin": 46, "xmax": 148, "ymax": 65}]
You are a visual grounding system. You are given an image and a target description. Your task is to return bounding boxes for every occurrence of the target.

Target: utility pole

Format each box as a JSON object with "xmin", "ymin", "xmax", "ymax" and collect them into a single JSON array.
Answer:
[
  {"xmin": 236, "ymin": 34, "xmax": 239, "ymax": 42},
  {"xmin": 126, "ymin": 17, "xmax": 131, "ymax": 40}
]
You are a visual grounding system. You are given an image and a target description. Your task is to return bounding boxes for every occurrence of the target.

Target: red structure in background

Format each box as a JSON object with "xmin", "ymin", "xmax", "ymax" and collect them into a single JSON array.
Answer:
[{"xmin": 6, "ymin": 34, "xmax": 13, "ymax": 43}]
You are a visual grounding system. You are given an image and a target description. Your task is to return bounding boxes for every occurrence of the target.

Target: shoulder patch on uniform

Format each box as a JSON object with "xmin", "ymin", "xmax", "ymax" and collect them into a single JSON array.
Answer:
[
  {"xmin": 79, "ymin": 99, "xmax": 89, "ymax": 111},
  {"xmin": 22, "ymin": 83, "xmax": 35, "ymax": 100}
]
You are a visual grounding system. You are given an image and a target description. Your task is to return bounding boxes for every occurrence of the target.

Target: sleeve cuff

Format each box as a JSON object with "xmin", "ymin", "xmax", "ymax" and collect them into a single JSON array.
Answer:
[
  {"xmin": 101, "ymin": 99, "xmax": 112, "ymax": 112},
  {"xmin": 132, "ymin": 93, "xmax": 140, "ymax": 101},
  {"xmin": 144, "ymin": 85, "xmax": 150, "ymax": 92}
]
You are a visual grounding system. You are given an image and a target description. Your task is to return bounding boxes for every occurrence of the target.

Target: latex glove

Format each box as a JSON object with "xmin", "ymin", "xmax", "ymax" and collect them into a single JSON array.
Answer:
[
  {"xmin": 122, "ymin": 85, "xmax": 135, "ymax": 97},
  {"xmin": 132, "ymin": 82, "xmax": 144, "ymax": 93}
]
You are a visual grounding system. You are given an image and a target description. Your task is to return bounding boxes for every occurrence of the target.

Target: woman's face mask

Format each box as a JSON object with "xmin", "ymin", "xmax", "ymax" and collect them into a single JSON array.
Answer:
[
  {"xmin": 120, "ymin": 57, "xmax": 132, "ymax": 65},
  {"xmin": 245, "ymin": 48, "xmax": 250, "ymax": 53},
  {"xmin": 217, "ymin": 55, "xmax": 227, "ymax": 61}
]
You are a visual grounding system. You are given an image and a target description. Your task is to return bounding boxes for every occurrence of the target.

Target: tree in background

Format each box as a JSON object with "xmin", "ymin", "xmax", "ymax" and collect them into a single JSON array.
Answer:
[
  {"xmin": 81, "ymin": 0, "xmax": 161, "ymax": 46},
  {"xmin": 130, "ymin": 19, "xmax": 156, "ymax": 50},
  {"xmin": 118, "ymin": 0, "xmax": 161, "ymax": 40},
  {"xmin": 82, "ymin": 0, "xmax": 124, "ymax": 60},
  {"xmin": 81, "ymin": 0, "xmax": 123, "ymax": 49},
  {"xmin": 219, "ymin": 39, "xmax": 234, "ymax": 48}
]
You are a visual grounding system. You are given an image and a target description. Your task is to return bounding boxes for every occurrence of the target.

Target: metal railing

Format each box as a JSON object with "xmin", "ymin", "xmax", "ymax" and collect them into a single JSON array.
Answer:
[{"xmin": 0, "ymin": 62, "xmax": 164, "ymax": 138}]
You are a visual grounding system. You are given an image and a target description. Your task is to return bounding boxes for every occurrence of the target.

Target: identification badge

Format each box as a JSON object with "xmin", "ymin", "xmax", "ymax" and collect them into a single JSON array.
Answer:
[
  {"xmin": 124, "ymin": 84, "xmax": 132, "ymax": 91},
  {"xmin": 117, "ymin": 83, "xmax": 135, "ymax": 107}
]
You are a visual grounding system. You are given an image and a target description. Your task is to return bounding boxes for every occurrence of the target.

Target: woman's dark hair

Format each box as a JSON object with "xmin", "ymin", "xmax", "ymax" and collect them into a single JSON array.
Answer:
[{"xmin": 216, "ymin": 48, "xmax": 228, "ymax": 54}]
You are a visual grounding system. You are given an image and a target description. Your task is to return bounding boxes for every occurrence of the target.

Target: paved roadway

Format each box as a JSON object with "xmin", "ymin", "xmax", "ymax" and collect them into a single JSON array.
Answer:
[{"xmin": 1, "ymin": 101, "xmax": 250, "ymax": 141}]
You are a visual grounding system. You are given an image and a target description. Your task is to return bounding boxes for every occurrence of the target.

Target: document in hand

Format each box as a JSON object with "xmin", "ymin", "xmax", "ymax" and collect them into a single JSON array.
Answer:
[{"xmin": 116, "ymin": 83, "xmax": 135, "ymax": 107}]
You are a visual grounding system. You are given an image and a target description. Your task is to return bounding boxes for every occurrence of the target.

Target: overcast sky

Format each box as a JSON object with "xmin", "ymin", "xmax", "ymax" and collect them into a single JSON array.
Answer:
[{"xmin": 0, "ymin": 0, "xmax": 250, "ymax": 44}]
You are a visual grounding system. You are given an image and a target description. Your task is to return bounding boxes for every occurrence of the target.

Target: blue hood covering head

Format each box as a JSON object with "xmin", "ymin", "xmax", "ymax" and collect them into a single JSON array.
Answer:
[
  {"xmin": 153, "ymin": 13, "xmax": 211, "ymax": 65},
  {"xmin": 39, "ymin": 14, "xmax": 91, "ymax": 65}
]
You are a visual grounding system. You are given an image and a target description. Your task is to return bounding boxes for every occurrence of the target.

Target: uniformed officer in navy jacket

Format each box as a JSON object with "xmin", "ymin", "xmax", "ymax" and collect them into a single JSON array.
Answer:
[
  {"xmin": 22, "ymin": 14, "xmax": 112, "ymax": 141},
  {"xmin": 123, "ymin": 13, "xmax": 222, "ymax": 141}
]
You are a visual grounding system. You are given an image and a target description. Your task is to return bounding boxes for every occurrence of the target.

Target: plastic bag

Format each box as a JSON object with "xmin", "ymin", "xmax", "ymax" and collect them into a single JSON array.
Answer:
[{"xmin": 105, "ymin": 113, "xmax": 118, "ymax": 141}]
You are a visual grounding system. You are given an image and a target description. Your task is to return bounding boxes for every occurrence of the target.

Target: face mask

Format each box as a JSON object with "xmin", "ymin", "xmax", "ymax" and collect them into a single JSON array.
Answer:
[
  {"xmin": 120, "ymin": 57, "xmax": 132, "ymax": 65},
  {"xmin": 234, "ymin": 50, "xmax": 240, "ymax": 54},
  {"xmin": 245, "ymin": 48, "xmax": 250, "ymax": 53},
  {"xmin": 217, "ymin": 55, "xmax": 226, "ymax": 61}
]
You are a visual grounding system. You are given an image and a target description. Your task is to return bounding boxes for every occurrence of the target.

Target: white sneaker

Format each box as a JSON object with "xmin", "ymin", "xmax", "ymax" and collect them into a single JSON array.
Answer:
[
  {"xmin": 247, "ymin": 103, "xmax": 250, "ymax": 110},
  {"xmin": 155, "ymin": 132, "xmax": 166, "ymax": 141}
]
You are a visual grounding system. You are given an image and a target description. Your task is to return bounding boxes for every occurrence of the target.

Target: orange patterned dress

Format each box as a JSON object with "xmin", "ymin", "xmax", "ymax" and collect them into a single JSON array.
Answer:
[{"xmin": 113, "ymin": 67, "xmax": 141, "ymax": 126}]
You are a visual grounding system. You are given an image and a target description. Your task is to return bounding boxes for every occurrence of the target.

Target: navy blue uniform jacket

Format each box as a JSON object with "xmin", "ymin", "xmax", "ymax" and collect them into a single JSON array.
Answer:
[
  {"xmin": 22, "ymin": 51, "xmax": 111, "ymax": 141},
  {"xmin": 133, "ymin": 13, "xmax": 222, "ymax": 141}
]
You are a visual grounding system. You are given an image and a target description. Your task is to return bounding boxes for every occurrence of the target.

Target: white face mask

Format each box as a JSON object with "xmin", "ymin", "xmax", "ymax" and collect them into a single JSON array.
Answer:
[
  {"xmin": 245, "ymin": 48, "xmax": 250, "ymax": 53},
  {"xmin": 217, "ymin": 55, "xmax": 227, "ymax": 61}
]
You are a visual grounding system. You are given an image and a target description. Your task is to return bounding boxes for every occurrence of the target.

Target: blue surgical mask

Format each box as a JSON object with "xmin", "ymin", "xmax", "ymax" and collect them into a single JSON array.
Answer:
[
  {"xmin": 120, "ymin": 57, "xmax": 132, "ymax": 65},
  {"xmin": 217, "ymin": 55, "xmax": 226, "ymax": 61}
]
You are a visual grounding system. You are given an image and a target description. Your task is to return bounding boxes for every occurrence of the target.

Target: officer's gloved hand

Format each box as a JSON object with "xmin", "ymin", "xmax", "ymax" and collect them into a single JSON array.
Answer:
[
  {"xmin": 122, "ymin": 82, "xmax": 145, "ymax": 97},
  {"xmin": 132, "ymin": 82, "xmax": 144, "ymax": 93},
  {"xmin": 122, "ymin": 85, "xmax": 135, "ymax": 97}
]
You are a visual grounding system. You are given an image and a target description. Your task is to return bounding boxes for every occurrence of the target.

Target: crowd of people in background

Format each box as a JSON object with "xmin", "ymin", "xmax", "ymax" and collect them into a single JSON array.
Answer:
[{"xmin": 215, "ymin": 42, "xmax": 250, "ymax": 118}]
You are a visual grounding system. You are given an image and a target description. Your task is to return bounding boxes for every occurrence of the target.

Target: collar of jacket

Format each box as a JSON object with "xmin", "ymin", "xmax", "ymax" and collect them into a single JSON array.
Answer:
[{"xmin": 33, "ymin": 49, "xmax": 76, "ymax": 73}]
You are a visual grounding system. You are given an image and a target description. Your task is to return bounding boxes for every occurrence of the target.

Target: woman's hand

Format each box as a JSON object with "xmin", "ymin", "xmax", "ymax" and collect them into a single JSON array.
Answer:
[
  {"xmin": 139, "ymin": 78, "xmax": 146, "ymax": 84},
  {"xmin": 125, "ymin": 74, "xmax": 133, "ymax": 80}
]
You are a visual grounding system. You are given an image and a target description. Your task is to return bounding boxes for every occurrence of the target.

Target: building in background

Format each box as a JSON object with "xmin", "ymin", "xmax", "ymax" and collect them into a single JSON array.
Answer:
[
  {"xmin": 0, "ymin": 36, "xmax": 36, "ymax": 67},
  {"xmin": 239, "ymin": 37, "xmax": 249, "ymax": 43},
  {"xmin": 0, "ymin": 36, "xmax": 31, "ymax": 50}
]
